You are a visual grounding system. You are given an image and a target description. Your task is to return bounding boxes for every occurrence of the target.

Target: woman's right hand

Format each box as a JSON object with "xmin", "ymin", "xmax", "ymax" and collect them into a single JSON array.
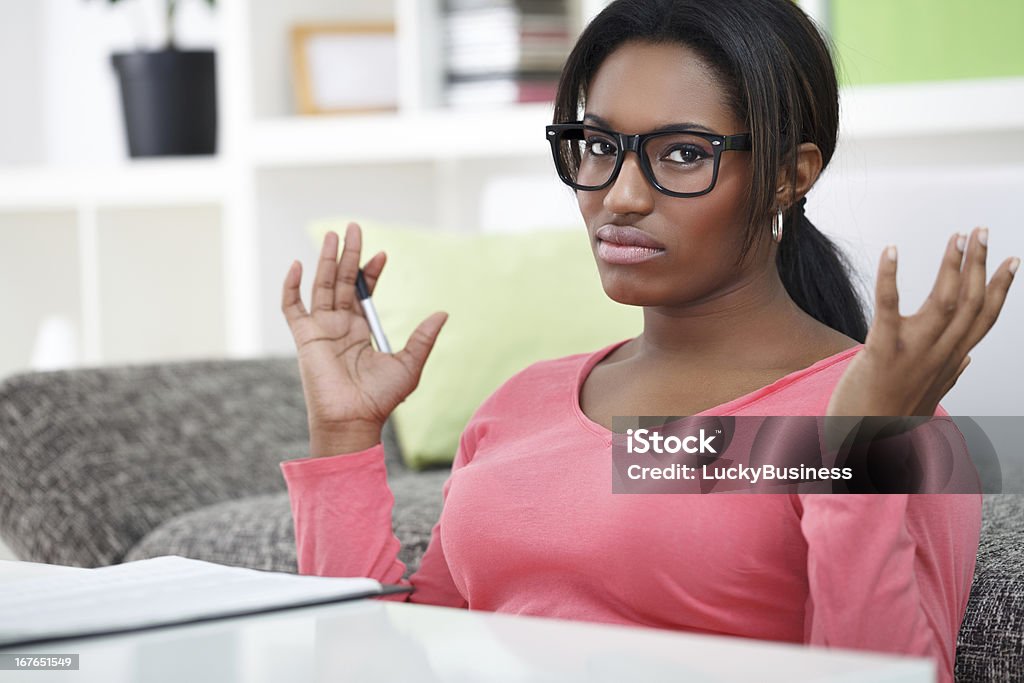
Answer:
[{"xmin": 281, "ymin": 222, "xmax": 448, "ymax": 450}]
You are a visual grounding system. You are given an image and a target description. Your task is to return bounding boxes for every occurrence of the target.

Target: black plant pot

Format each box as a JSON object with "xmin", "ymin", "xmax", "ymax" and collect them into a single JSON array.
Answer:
[{"xmin": 111, "ymin": 49, "xmax": 217, "ymax": 158}]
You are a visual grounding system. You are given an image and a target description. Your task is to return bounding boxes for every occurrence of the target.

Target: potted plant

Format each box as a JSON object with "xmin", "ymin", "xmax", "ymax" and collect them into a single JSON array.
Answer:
[{"xmin": 98, "ymin": 0, "xmax": 218, "ymax": 157}]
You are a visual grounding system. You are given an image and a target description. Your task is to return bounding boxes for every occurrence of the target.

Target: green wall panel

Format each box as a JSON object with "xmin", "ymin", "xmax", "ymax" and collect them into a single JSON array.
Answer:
[{"xmin": 828, "ymin": 0, "xmax": 1024, "ymax": 86}]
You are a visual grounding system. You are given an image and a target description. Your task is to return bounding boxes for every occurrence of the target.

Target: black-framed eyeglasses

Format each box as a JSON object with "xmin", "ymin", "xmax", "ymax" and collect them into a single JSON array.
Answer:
[{"xmin": 545, "ymin": 122, "xmax": 752, "ymax": 198}]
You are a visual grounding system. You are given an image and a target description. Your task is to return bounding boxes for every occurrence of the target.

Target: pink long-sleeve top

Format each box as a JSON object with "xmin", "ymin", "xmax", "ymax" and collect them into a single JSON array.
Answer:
[{"xmin": 280, "ymin": 338, "xmax": 981, "ymax": 683}]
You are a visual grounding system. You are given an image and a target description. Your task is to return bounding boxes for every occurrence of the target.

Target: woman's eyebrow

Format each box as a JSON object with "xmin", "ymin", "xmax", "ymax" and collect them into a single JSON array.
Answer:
[{"xmin": 583, "ymin": 113, "xmax": 715, "ymax": 134}]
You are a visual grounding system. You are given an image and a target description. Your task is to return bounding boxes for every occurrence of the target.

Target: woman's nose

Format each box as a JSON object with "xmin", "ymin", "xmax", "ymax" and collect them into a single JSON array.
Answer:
[{"xmin": 602, "ymin": 152, "xmax": 655, "ymax": 215}]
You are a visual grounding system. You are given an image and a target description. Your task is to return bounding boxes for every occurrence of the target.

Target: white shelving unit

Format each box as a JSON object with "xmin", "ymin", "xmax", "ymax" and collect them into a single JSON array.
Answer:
[
  {"xmin": 0, "ymin": 160, "xmax": 226, "ymax": 209},
  {"xmin": 0, "ymin": 0, "xmax": 585, "ymax": 377},
  {"xmin": 2, "ymin": 0, "xmax": 1023, "ymax": 383},
  {"xmin": 248, "ymin": 104, "xmax": 558, "ymax": 166}
]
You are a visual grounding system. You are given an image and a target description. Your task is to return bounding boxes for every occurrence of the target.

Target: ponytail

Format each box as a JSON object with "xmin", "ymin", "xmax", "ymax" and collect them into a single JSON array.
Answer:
[{"xmin": 776, "ymin": 197, "xmax": 870, "ymax": 343}]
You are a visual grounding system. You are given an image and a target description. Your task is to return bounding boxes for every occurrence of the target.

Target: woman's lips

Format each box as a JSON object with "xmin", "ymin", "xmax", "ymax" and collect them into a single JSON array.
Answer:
[
  {"xmin": 596, "ymin": 240, "xmax": 666, "ymax": 264},
  {"xmin": 594, "ymin": 224, "xmax": 666, "ymax": 264}
]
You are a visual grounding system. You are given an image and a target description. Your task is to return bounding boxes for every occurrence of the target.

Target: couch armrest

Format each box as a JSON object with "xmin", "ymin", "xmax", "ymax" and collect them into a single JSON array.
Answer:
[
  {"xmin": 0, "ymin": 355, "xmax": 403, "ymax": 567},
  {"xmin": 955, "ymin": 493, "xmax": 1024, "ymax": 682}
]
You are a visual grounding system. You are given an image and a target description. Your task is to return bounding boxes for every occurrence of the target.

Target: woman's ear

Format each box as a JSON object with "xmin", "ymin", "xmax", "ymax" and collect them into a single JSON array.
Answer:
[{"xmin": 773, "ymin": 142, "xmax": 823, "ymax": 209}]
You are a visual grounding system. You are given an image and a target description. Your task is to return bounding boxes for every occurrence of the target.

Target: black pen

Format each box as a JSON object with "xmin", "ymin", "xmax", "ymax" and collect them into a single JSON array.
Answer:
[{"xmin": 355, "ymin": 269, "xmax": 392, "ymax": 353}]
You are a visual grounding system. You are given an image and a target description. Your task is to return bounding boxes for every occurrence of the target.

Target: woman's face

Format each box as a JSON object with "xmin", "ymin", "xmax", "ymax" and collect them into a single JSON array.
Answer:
[{"xmin": 577, "ymin": 41, "xmax": 760, "ymax": 308}]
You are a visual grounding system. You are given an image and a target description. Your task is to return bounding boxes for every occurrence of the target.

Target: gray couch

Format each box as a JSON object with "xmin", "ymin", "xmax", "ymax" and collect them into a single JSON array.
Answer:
[{"xmin": 0, "ymin": 357, "xmax": 1020, "ymax": 681}]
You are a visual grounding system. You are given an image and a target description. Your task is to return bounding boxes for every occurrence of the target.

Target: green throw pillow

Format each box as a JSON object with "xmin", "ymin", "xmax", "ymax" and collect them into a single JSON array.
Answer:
[{"xmin": 308, "ymin": 219, "xmax": 641, "ymax": 470}]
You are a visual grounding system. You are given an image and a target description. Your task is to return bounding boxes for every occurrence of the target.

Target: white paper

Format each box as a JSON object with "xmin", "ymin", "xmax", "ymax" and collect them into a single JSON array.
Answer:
[{"xmin": 0, "ymin": 556, "xmax": 384, "ymax": 645}]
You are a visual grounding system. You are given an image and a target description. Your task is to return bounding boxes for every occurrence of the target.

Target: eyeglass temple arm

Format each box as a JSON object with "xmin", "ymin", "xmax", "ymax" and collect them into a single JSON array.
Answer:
[{"xmin": 724, "ymin": 133, "xmax": 752, "ymax": 150}]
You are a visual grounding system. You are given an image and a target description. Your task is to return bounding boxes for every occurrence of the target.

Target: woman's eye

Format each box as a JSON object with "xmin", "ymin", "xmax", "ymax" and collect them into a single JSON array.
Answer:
[
  {"xmin": 586, "ymin": 139, "xmax": 616, "ymax": 157},
  {"xmin": 666, "ymin": 145, "xmax": 708, "ymax": 164}
]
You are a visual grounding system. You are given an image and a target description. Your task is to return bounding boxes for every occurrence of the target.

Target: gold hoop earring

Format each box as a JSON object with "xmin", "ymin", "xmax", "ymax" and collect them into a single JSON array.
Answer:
[{"xmin": 771, "ymin": 208, "xmax": 784, "ymax": 243}]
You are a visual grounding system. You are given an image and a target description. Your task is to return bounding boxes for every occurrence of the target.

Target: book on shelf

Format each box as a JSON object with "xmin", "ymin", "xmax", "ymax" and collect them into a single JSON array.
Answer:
[
  {"xmin": 445, "ymin": 9, "xmax": 570, "ymax": 34},
  {"xmin": 445, "ymin": 75, "xmax": 560, "ymax": 107},
  {"xmin": 447, "ymin": 51, "xmax": 569, "ymax": 76},
  {"xmin": 442, "ymin": 0, "xmax": 572, "ymax": 107}
]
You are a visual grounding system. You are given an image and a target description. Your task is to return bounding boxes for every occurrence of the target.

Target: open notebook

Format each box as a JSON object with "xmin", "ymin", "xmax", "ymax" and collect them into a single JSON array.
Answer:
[{"xmin": 0, "ymin": 555, "xmax": 412, "ymax": 647}]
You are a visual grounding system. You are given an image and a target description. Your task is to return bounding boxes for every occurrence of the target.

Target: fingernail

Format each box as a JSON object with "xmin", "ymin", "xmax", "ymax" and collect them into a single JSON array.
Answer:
[
  {"xmin": 955, "ymin": 234, "xmax": 967, "ymax": 252},
  {"xmin": 1010, "ymin": 257, "xmax": 1020, "ymax": 275},
  {"xmin": 978, "ymin": 227, "xmax": 989, "ymax": 247},
  {"xmin": 886, "ymin": 245, "xmax": 897, "ymax": 262}
]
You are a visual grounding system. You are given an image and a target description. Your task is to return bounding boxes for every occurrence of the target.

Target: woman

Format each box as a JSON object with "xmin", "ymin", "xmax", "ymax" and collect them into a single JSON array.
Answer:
[{"xmin": 278, "ymin": 1, "xmax": 1018, "ymax": 681}]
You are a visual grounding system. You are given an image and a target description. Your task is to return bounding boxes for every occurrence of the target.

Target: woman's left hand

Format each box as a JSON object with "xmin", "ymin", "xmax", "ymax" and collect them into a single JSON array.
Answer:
[{"xmin": 827, "ymin": 226, "xmax": 1019, "ymax": 417}]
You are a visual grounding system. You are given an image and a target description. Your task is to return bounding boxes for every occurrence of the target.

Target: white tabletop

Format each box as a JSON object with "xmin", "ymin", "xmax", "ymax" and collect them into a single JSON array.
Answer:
[{"xmin": 0, "ymin": 560, "xmax": 934, "ymax": 682}]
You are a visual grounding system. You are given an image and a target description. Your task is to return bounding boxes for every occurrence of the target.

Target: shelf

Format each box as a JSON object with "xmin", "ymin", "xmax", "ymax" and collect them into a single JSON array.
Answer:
[
  {"xmin": 246, "ymin": 78, "xmax": 1024, "ymax": 169},
  {"xmin": 248, "ymin": 102, "xmax": 558, "ymax": 167},
  {"xmin": 0, "ymin": 159, "xmax": 226, "ymax": 210},
  {"xmin": 839, "ymin": 77, "xmax": 1024, "ymax": 138}
]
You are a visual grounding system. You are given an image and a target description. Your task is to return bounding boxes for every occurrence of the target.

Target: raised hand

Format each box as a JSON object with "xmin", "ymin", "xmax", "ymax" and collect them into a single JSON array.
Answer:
[
  {"xmin": 281, "ymin": 222, "xmax": 449, "ymax": 453},
  {"xmin": 827, "ymin": 227, "xmax": 1019, "ymax": 417}
]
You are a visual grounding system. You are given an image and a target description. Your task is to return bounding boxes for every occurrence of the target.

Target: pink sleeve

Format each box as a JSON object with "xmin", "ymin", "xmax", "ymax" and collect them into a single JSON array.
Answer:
[
  {"xmin": 797, "ymin": 494, "xmax": 950, "ymax": 681},
  {"xmin": 796, "ymin": 403, "xmax": 975, "ymax": 683},
  {"xmin": 279, "ymin": 431, "xmax": 474, "ymax": 609}
]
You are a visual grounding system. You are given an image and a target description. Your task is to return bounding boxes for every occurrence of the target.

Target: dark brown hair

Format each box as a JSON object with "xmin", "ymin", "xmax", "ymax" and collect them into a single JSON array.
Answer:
[{"xmin": 553, "ymin": 0, "xmax": 869, "ymax": 341}]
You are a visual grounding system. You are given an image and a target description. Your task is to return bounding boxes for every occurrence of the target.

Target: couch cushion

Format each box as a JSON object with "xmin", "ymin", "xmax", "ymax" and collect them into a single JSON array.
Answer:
[
  {"xmin": 125, "ymin": 493, "xmax": 299, "ymax": 573},
  {"xmin": 955, "ymin": 494, "xmax": 1024, "ymax": 682},
  {"xmin": 125, "ymin": 469, "xmax": 449, "ymax": 580},
  {"xmin": 0, "ymin": 357, "xmax": 404, "ymax": 567}
]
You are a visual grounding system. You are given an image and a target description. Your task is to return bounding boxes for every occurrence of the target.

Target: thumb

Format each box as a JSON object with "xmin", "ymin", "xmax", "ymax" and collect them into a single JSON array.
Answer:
[
  {"xmin": 951, "ymin": 354, "xmax": 971, "ymax": 385},
  {"xmin": 395, "ymin": 312, "xmax": 448, "ymax": 378},
  {"xmin": 934, "ymin": 354, "xmax": 971, "ymax": 407}
]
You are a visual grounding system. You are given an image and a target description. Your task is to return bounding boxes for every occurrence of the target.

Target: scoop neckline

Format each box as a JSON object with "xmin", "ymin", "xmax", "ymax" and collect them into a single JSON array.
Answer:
[{"xmin": 571, "ymin": 337, "xmax": 864, "ymax": 444}]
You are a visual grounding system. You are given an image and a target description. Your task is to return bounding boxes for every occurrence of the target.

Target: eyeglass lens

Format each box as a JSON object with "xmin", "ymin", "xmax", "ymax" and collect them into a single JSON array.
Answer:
[{"xmin": 556, "ymin": 126, "xmax": 717, "ymax": 195}]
